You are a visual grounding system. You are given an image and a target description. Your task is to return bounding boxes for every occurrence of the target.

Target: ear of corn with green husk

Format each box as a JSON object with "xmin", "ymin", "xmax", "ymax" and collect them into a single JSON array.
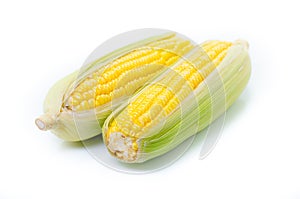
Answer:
[
  {"xmin": 102, "ymin": 40, "xmax": 251, "ymax": 163},
  {"xmin": 35, "ymin": 32, "xmax": 195, "ymax": 141}
]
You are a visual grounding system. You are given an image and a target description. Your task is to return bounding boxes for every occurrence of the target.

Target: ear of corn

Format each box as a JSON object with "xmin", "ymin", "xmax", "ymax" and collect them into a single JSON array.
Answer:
[
  {"xmin": 35, "ymin": 32, "xmax": 195, "ymax": 141},
  {"xmin": 102, "ymin": 40, "xmax": 251, "ymax": 163}
]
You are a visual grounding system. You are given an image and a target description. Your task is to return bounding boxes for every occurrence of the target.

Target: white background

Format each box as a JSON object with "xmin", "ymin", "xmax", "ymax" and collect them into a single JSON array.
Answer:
[{"xmin": 0, "ymin": 0, "xmax": 299, "ymax": 198}]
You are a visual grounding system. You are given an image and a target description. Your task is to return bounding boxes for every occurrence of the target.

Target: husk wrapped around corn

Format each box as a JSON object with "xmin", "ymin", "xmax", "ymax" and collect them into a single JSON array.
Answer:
[
  {"xmin": 35, "ymin": 32, "xmax": 195, "ymax": 141},
  {"xmin": 103, "ymin": 40, "xmax": 251, "ymax": 163}
]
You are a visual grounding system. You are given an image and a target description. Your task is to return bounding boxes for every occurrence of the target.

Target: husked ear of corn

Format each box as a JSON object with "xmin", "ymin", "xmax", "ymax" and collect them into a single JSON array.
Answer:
[
  {"xmin": 35, "ymin": 32, "xmax": 195, "ymax": 141},
  {"xmin": 102, "ymin": 40, "xmax": 251, "ymax": 163}
]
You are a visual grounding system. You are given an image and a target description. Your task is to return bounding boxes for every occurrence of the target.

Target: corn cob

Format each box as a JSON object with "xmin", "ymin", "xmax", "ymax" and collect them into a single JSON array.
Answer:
[
  {"xmin": 103, "ymin": 40, "xmax": 251, "ymax": 163},
  {"xmin": 35, "ymin": 32, "xmax": 194, "ymax": 141}
]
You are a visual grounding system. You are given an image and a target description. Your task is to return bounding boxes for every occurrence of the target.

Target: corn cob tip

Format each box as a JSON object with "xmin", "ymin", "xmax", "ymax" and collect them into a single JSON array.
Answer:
[
  {"xmin": 235, "ymin": 39, "xmax": 249, "ymax": 49},
  {"xmin": 106, "ymin": 132, "xmax": 138, "ymax": 162},
  {"xmin": 35, "ymin": 114, "xmax": 57, "ymax": 131}
]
